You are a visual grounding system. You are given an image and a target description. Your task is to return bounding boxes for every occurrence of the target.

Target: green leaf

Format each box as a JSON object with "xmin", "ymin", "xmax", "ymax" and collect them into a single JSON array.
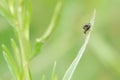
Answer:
[
  {"xmin": 25, "ymin": 0, "xmax": 32, "ymax": 24},
  {"xmin": 17, "ymin": 0, "xmax": 32, "ymax": 40},
  {"xmin": 62, "ymin": 9, "xmax": 96, "ymax": 80},
  {"xmin": 0, "ymin": 2, "xmax": 15, "ymax": 27},
  {"xmin": 51, "ymin": 62, "xmax": 58, "ymax": 80},
  {"xmin": 11, "ymin": 38, "xmax": 22, "ymax": 70},
  {"xmin": 37, "ymin": 1, "xmax": 62, "ymax": 42},
  {"xmin": 2, "ymin": 44, "xmax": 20, "ymax": 80},
  {"xmin": 30, "ymin": 1, "xmax": 62, "ymax": 60},
  {"xmin": 28, "ymin": 67, "xmax": 32, "ymax": 80},
  {"xmin": 0, "ymin": 5, "xmax": 13, "ymax": 20},
  {"xmin": 29, "ymin": 40, "xmax": 43, "ymax": 60}
]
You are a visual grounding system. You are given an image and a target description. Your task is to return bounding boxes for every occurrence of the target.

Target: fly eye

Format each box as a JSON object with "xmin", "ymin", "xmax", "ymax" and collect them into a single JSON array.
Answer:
[{"xmin": 83, "ymin": 23, "xmax": 91, "ymax": 34}]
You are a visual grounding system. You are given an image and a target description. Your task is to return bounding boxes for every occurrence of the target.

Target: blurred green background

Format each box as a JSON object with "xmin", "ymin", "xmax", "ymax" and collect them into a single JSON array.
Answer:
[{"xmin": 0, "ymin": 0, "xmax": 120, "ymax": 80}]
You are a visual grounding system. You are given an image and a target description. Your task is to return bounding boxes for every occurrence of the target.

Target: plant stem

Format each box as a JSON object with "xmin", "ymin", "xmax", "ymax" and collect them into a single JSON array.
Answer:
[
  {"xmin": 14, "ymin": 2, "xmax": 31, "ymax": 80},
  {"xmin": 17, "ymin": 27, "xmax": 31, "ymax": 80}
]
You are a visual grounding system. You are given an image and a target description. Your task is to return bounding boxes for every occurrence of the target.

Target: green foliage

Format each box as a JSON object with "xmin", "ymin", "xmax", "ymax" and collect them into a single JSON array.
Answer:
[
  {"xmin": 0, "ymin": 0, "xmax": 96, "ymax": 79},
  {"xmin": 62, "ymin": 10, "xmax": 96, "ymax": 80},
  {"xmin": 31, "ymin": 1, "xmax": 62, "ymax": 60},
  {"xmin": 2, "ymin": 44, "xmax": 20, "ymax": 80},
  {"xmin": 51, "ymin": 62, "xmax": 58, "ymax": 80},
  {"xmin": 40, "ymin": 62, "xmax": 58, "ymax": 80},
  {"xmin": 0, "ymin": 0, "xmax": 32, "ymax": 80},
  {"xmin": 10, "ymin": 39, "xmax": 22, "ymax": 71},
  {"xmin": 1, "ymin": 0, "xmax": 120, "ymax": 80},
  {"xmin": 0, "ymin": 0, "xmax": 62, "ymax": 80}
]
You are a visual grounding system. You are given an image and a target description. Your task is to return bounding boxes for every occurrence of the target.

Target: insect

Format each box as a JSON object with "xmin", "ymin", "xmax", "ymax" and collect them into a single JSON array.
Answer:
[{"xmin": 83, "ymin": 23, "xmax": 91, "ymax": 34}]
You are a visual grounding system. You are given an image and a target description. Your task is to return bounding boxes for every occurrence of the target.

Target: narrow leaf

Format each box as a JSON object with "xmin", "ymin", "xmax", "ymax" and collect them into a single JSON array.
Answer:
[
  {"xmin": 30, "ymin": 40, "xmax": 43, "ymax": 60},
  {"xmin": 26, "ymin": 0, "xmax": 32, "ymax": 23},
  {"xmin": 2, "ymin": 44, "xmax": 19, "ymax": 80},
  {"xmin": 11, "ymin": 38, "xmax": 22, "ymax": 69},
  {"xmin": 30, "ymin": 1, "xmax": 62, "ymax": 60},
  {"xmin": 28, "ymin": 67, "xmax": 32, "ymax": 80},
  {"xmin": 0, "ymin": 3, "xmax": 14, "ymax": 27},
  {"xmin": 51, "ymin": 62, "xmax": 57, "ymax": 80},
  {"xmin": 0, "ymin": 5, "xmax": 13, "ymax": 21},
  {"xmin": 20, "ymin": 0, "xmax": 31, "ymax": 40},
  {"xmin": 62, "ymin": 9, "xmax": 96, "ymax": 80},
  {"xmin": 37, "ymin": 1, "xmax": 62, "ymax": 42}
]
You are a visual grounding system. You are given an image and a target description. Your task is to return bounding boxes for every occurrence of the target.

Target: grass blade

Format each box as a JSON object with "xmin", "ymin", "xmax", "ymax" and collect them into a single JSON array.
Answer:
[{"xmin": 62, "ymin": 9, "xmax": 96, "ymax": 80}]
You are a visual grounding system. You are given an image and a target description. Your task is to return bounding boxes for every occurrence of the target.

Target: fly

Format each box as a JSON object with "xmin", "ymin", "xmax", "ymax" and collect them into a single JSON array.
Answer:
[{"xmin": 83, "ymin": 23, "xmax": 91, "ymax": 34}]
